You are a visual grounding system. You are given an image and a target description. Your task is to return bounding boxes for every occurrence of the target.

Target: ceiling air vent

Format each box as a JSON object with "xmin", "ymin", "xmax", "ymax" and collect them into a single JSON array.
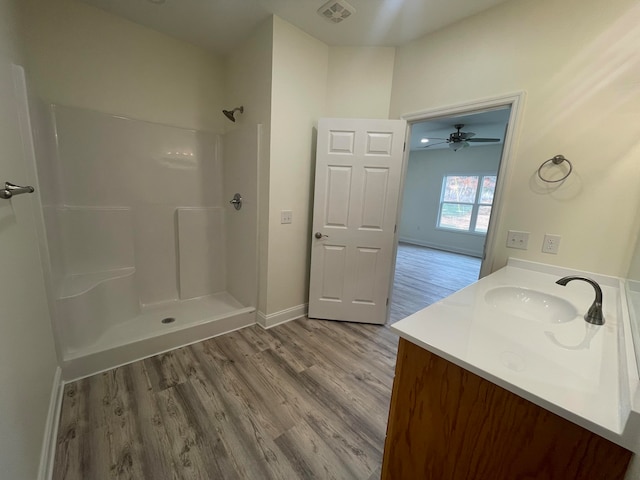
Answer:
[{"xmin": 317, "ymin": 0, "xmax": 356, "ymax": 24}]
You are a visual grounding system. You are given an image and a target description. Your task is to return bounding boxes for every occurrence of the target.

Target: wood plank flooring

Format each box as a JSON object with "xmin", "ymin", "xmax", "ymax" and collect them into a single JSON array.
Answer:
[
  {"xmin": 53, "ymin": 318, "xmax": 398, "ymax": 480},
  {"xmin": 389, "ymin": 243, "xmax": 481, "ymax": 324}
]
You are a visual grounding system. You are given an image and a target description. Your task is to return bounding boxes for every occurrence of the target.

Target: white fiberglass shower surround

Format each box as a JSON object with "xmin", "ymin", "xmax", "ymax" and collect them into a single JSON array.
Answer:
[{"xmin": 36, "ymin": 105, "xmax": 258, "ymax": 379}]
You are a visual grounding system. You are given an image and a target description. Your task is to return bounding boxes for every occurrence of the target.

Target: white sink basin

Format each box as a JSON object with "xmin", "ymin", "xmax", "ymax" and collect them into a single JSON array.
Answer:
[{"xmin": 484, "ymin": 286, "xmax": 578, "ymax": 323}]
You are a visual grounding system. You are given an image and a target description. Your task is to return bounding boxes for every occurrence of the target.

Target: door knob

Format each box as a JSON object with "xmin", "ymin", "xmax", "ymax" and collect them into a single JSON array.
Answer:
[
  {"xmin": 229, "ymin": 193, "xmax": 242, "ymax": 210},
  {"xmin": 0, "ymin": 182, "xmax": 35, "ymax": 200},
  {"xmin": 314, "ymin": 232, "xmax": 329, "ymax": 239}
]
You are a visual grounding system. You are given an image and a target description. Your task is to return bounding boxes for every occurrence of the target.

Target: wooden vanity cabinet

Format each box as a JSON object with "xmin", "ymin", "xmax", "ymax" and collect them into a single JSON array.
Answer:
[{"xmin": 381, "ymin": 338, "xmax": 632, "ymax": 480}]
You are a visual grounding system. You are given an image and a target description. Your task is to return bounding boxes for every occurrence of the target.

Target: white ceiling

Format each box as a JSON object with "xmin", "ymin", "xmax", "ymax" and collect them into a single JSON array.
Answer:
[
  {"xmin": 80, "ymin": 0, "xmax": 511, "ymax": 55},
  {"xmin": 409, "ymin": 108, "xmax": 511, "ymax": 151}
]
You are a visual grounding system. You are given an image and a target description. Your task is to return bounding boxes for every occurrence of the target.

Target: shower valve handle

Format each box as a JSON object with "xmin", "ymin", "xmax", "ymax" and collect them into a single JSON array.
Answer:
[
  {"xmin": 0, "ymin": 181, "xmax": 35, "ymax": 200},
  {"xmin": 229, "ymin": 193, "xmax": 242, "ymax": 210}
]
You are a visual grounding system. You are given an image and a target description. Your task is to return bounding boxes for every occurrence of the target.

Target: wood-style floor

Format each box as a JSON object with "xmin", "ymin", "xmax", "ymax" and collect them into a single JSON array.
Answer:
[
  {"xmin": 389, "ymin": 243, "xmax": 481, "ymax": 324},
  {"xmin": 53, "ymin": 318, "xmax": 398, "ymax": 480}
]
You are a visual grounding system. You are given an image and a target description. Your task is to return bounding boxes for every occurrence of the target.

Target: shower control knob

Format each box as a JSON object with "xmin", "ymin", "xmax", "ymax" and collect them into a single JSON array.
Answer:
[
  {"xmin": 0, "ymin": 181, "xmax": 35, "ymax": 200},
  {"xmin": 229, "ymin": 193, "xmax": 242, "ymax": 210},
  {"xmin": 314, "ymin": 232, "xmax": 329, "ymax": 239}
]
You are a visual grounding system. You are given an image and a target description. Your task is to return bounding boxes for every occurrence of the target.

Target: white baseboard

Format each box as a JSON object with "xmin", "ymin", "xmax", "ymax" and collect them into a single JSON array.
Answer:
[
  {"xmin": 399, "ymin": 237, "xmax": 483, "ymax": 258},
  {"xmin": 257, "ymin": 303, "xmax": 308, "ymax": 329},
  {"xmin": 38, "ymin": 367, "xmax": 64, "ymax": 480}
]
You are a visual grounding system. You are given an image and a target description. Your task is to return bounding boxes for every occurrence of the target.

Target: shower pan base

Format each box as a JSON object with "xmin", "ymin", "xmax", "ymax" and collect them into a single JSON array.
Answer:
[{"xmin": 61, "ymin": 292, "xmax": 255, "ymax": 380}]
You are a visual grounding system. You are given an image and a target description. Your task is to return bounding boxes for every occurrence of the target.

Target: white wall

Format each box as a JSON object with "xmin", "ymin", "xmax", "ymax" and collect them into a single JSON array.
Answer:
[
  {"xmin": 19, "ymin": 0, "xmax": 226, "ymax": 132},
  {"xmin": 390, "ymin": 0, "xmax": 640, "ymax": 277},
  {"xmin": 267, "ymin": 16, "xmax": 328, "ymax": 315},
  {"xmin": 0, "ymin": 1, "xmax": 59, "ymax": 478},
  {"xmin": 400, "ymin": 144, "xmax": 503, "ymax": 256},
  {"xmin": 326, "ymin": 47, "xmax": 395, "ymax": 119}
]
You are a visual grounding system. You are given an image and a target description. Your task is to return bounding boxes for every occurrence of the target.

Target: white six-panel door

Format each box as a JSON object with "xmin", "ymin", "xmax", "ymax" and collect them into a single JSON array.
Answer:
[{"xmin": 308, "ymin": 118, "xmax": 406, "ymax": 325}]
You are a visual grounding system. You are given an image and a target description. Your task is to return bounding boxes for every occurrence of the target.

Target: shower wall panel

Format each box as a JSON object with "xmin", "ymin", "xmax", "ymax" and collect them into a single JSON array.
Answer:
[
  {"xmin": 177, "ymin": 207, "xmax": 226, "ymax": 299},
  {"xmin": 53, "ymin": 106, "xmax": 222, "ymax": 207},
  {"xmin": 52, "ymin": 106, "xmax": 224, "ymax": 306},
  {"xmin": 223, "ymin": 124, "xmax": 260, "ymax": 308},
  {"xmin": 31, "ymin": 99, "xmax": 64, "ymax": 287},
  {"xmin": 58, "ymin": 206, "xmax": 134, "ymax": 276}
]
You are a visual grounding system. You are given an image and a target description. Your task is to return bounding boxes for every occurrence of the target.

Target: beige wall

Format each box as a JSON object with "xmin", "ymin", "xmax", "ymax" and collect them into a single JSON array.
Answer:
[
  {"xmin": 629, "ymin": 236, "xmax": 640, "ymax": 281},
  {"xmin": 224, "ymin": 17, "xmax": 274, "ymax": 313},
  {"xmin": 266, "ymin": 16, "xmax": 328, "ymax": 314},
  {"xmin": 326, "ymin": 46, "xmax": 395, "ymax": 119},
  {"xmin": 0, "ymin": 0, "xmax": 59, "ymax": 477},
  {"xmin": 25, "ymin": 0, "xmax": 638, "ymax": 314},
  {"xmin": 262, "ymin": 39, "xmax": 397, "ymax": 315},
  {"xmin": 390, "ymin": 0, "xmax": 640, "ymax": 276},
  {"xmin": 19, "ymin": 0, "xmax": 226, "ymax": 132}
]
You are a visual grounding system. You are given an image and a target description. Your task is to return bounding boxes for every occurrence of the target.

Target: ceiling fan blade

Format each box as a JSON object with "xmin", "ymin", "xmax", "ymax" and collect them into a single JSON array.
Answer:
[
  {"xmin": 461, "ymin": 132, "xmax": 476, "ymax": 139},
  {"xmin": 420, "ymin": 141, "xmax": 448, "ymax": 148},
  {"xmin": 467, "ymin": 138, "xmax": 500, "ymax": 142}
]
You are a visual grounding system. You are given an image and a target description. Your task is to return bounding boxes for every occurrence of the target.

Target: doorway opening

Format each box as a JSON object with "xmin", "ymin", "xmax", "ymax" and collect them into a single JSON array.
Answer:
[{"xmin": 389, "ymin": 98, "xmax": 520, "ymax": 324}]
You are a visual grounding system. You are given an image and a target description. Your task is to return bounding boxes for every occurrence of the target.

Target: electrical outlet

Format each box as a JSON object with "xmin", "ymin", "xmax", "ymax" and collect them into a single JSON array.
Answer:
[
  {"xmin": 281, "ymin": 210, "xmax": 293, "ymax": 224},
  {"xmin": 542, "ymin": 234, "xmax": 561, "ymax": 254},
  {"xmin": 506, "ymin": 230, "xmax": 530, "ymax": 250}
]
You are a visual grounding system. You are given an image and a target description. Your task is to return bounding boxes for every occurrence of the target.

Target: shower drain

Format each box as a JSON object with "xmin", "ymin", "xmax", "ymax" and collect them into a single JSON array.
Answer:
[{"xmin": 161, "ymin": 317, "xmax": 176, "ymax": 324}]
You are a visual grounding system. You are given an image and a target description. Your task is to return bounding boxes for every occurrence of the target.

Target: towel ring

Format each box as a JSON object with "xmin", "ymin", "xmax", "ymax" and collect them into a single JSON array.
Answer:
[{"xmin": 537, "ymin": 155, "xmax": 572, "ymax": 183}]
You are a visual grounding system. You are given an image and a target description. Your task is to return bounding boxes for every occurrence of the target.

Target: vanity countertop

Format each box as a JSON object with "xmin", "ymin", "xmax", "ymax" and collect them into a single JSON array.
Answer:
[{"xmin": 391, "ymin": 258, "xmax": 640, "ymax": 452}]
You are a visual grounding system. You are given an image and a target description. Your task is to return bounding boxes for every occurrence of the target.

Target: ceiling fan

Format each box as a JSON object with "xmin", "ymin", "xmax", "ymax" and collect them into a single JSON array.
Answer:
[{"xmin": 422, "ymin": 124, "xmax": 500, "ymax": 151}]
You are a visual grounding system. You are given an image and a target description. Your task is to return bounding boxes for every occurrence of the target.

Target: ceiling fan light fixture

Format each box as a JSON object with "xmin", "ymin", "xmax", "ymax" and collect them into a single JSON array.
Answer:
[
  {"xmin": 450, "ymin": 141, "xmax": 469, "ymax": 152},
  {"xmin": 421, "ymin": 138, "xmax": 429, "ymax": 143}
]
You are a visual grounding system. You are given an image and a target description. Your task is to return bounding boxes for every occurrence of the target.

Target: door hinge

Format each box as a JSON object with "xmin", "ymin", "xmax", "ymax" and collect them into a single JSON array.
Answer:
[
  {"xmin": 403, "ymin": 142, "xmax": 406, "ymax": 152},
  {"xmin": 394, "ymin": 224, "xmax": 397, "ymax": 233},
  {"xmin": 386, "ymin": 298, "xmax": 389, "ymax": 306}
]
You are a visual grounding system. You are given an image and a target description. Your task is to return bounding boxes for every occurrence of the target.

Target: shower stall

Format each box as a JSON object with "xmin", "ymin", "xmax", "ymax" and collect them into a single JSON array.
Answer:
[{"xmin": 34, "ymin": 104, "xmax": 259, "ymax": 379}]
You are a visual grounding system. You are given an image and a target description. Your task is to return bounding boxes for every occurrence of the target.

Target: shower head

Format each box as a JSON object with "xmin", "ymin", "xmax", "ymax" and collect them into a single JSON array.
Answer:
[{"xmin": 223, "ymin": 106, "xmax": 244, "ymax": 122}]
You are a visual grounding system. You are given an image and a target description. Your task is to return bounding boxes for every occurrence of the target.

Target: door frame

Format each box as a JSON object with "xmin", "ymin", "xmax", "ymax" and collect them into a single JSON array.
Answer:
[{"xmin": 388, "ymin": 92, "xmax": 526, "ymax": 316}]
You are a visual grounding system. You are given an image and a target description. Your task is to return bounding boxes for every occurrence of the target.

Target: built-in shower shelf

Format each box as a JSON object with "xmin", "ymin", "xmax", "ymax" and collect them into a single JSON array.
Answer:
[{"xmin": 58, "ymin": 267, "xmax": 136, "ymax": 299}]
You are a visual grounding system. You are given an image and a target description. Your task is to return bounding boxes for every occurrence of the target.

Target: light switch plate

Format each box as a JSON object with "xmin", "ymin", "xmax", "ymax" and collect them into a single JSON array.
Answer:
[
  {"xmin": 542, "ymin": 234, "xmax": 561, "ymax": 254},
  {"xmin": 281, "ymin": 210, "xmax": 293, "ymax": 224},
  {"xmin": 506, "ymin": 230, "xmax": 529, "ymax": 250}
]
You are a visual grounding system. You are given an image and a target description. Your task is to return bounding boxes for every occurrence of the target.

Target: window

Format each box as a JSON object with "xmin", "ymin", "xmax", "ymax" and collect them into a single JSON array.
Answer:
[{"xmin": 438, "ymin": 174, "xmax": 496, "ymax": 233}]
